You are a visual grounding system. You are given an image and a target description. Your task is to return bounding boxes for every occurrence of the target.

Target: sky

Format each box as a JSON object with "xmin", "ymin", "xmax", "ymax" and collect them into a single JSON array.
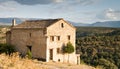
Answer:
[{"xmin": 0, "ymin": 0, "xmax": 120, "ymax": 23}]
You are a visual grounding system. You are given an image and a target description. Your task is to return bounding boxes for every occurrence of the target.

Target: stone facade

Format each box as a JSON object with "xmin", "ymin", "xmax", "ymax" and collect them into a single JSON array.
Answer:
[{"xmin": 6, "ymin": 18, "xmax": 80, "ymax": 64}]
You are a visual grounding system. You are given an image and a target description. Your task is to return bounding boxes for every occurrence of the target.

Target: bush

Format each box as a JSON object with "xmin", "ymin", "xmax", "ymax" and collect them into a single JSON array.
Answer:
[
  {"xmin": 63, "ymin": 42, "xmax": 74, "ymax": 54},
  {"xmin": 0, "ymin": 43, "xmax": 16, "ymax": 55},
  {"xmin": 26, "ymin": 50, "xmax": 32, "ymax": 59},
  {"xmin": 97, "ymin": 58, "xmax": 118, "ymax": 69},
  {"xmin": 62, "ymin": 42, "xmax": 74, "ymax": 63}
]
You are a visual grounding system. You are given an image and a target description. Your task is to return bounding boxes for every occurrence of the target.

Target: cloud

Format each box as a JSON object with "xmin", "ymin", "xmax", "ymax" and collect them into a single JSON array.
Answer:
[
  {"xmin": 0, "ymin": 0, "xmax": 10, "ymax": 2},
  {"xmin": 53, "ymin": 0, "xmax": 64, "ymax": 3},
  {"xmin": 97, "ymin": 8, "xmax": 120, "ymax": 20},
  {"xmin": 0, "ymin": 0, "xmax": 100, "ymax": 5},
  {"xmin": 48, "ymin": 0, "xmax": 100, "ymax": 14},
  {"xmin": 68, "ymin": 0, "xmax": 100, "ymax": 6},
  {"xmin": 13, "ymin": 0, "xmax": 54, "ymax": 5},
  {"xmin": 0, "ymin": 1, "xmax": 16, "ymax": 11}
]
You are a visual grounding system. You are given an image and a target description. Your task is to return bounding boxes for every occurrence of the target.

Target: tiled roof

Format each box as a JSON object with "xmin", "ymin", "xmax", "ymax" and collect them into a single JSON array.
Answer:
[{"xmin": 13, "ymin": 19, "xmax": 62, "ymax": 28}]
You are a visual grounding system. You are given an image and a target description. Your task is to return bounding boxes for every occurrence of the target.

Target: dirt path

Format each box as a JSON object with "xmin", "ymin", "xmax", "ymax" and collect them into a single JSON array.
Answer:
[{"xmin": 40, "ymin": 62, "xmax": 95, "ymax": 69}]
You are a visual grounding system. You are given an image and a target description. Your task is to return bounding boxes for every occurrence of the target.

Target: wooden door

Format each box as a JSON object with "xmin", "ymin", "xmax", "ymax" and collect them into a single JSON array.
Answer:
[{"xmin": 49, "ymin": 49, "xmax": 53, "ymax": 60}]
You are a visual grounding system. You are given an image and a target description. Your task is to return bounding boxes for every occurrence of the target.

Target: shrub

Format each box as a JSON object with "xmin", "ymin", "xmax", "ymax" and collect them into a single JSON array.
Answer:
[
  {"xmin": 0, "ymin": 43, "xmax": 16, "ymax": 55},
  {"xmin": 62, "ymin": 42, "xmax": 74, "ymax": 63},
  {"xmin": 63, "ymin": 42, "xmax": 74, "ymax": 54},
  {"xmin": 26, "ymin": 50, "xmax": 32, "ymax": 59},
  {"xmin": 97, "ymin": 58, "xmax": 118, "ymax": 69}
]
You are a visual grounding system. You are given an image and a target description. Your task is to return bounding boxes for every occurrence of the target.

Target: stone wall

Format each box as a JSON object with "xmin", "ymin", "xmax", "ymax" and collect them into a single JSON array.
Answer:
[
  {"xmin": 10, "ymin": 29, "xmax": 47, "ymax": 60},
  {"xmin": 46, "ymin": 20, "xmax": 79, "ymax": 64}
]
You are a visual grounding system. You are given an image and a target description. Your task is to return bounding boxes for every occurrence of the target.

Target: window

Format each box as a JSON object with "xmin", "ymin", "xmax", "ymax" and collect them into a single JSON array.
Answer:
[
  {"xmin": 29, "ymin": 33, "xmax": 31, "ymax": 37},
  {"xmin": 61, "ymin": 23, "xmax": 64, "ymax": 28},
  {"xmin": 57, "ymin": 48, "xmax": 61, "ymax": 54},
  {"xmin": 68, "ymin": 35, "xmax": 70, "ymax": 40},
  {"xmin": 57, "ymin": 36, "xmax": 60, "ymax": 41},
  {"xmin": 50, "ymin": 36, "xmax": 54, "ymax": 41}
]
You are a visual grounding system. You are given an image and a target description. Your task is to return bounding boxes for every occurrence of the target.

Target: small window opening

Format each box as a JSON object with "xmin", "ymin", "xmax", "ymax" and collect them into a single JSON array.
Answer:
[
  {"xmin": 61, "ymin": 23, "xmax": 64, "ymax": 28},
  {"xmin": 29, "ymin": 33, "xmax": 31, "ymax": 37},
  {"xmin": 57, "ymin": 48, "xmax": 61, "ymax": 54},
  {"xmin": 68, "ymin": 35, "xmax": 70, "ymax": 40},
  {"xmin": 57, "ymin": 36, "xmax": 60, "ymax": 41},
  {"xmin": 50, "ymin": 36, "xmax": 54, "ymax": 41},
  {"xmin": 58, "ymin": 59, "xmax": 60, "ymax": 62}
]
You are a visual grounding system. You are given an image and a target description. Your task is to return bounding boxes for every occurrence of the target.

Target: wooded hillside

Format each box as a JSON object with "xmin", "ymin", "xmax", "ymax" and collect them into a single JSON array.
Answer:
[{"xmin": 76, "ymin": 27, "xmax": 120, "ymax": 69}]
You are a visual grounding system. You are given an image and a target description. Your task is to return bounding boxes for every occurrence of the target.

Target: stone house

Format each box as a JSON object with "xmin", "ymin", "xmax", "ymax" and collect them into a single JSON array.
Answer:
[{"xmin": 6, "ymin": 18, "xmax": 80, "ymax": 64}]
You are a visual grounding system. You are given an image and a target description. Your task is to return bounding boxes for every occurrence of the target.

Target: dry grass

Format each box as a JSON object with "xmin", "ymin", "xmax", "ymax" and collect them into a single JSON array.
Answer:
[
  {"xmin": 0, "ymin": 52, "xmax": 47, "ymax": 69},
  {"xmin": 0, "ymin": 52, "xmax": 96, "ymax": 69},
  {"xmin": 0, "ymin": 27, "xmax": 8, "ymax": 43}
]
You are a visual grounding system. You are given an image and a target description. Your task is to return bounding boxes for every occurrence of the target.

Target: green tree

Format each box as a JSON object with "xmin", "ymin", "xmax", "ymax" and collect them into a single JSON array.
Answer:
[
  {"xmin": 63, "ymin": 42, "xmax": 74, "ymax": 62},
  {"xmin": 97, "ymin": 58, "xmax": 118, "ymax": 69}
]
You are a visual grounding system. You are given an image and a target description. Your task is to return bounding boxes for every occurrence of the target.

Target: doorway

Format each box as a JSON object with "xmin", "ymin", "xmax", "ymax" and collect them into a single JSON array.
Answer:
[
  {"xmin": 77, "ymin": 56, "xmax": 80, "ymax": 64},
  {"xmin": 49, "ymin": 49, "xmax": 53, "ymax": 60},
  {"xmin": 27, "ymin": 45, "xmax": 32, "ymax": 52}
]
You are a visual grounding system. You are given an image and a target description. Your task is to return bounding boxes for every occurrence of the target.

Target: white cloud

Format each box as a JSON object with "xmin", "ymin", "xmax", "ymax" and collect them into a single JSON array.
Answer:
[
  {"xmin": 0, "ymin": 0, "xmax": 100, "ymax": 5},
  {"xmin": 97, "ymin": 8, "xmax": 120, "ymax": 21},
  {"xmin": 0, "ymin": 1, "xmax": 16, "ymax": 11},
  {"xmin": 105, "ymin": 8, "xmax": 117, "ymax": 20},
  {"xmin": 53, "ymin": 0, "xmax": 64, "ymax": 3}
]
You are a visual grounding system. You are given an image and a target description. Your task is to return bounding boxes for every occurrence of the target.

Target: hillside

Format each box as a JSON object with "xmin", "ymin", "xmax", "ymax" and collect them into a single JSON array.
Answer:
[
  {"xmin": 0, "ymin": 26, "xmax": 10, "ymax": 43},
  {"xmin": 76, "ymin": 27, "xmax": 120, "ymax": 37},
  {"xmin": 0, "ymin": 18, "xmax": 24, "ymax": 25},
  {"xmin": 0, "ymin": 18, "xmax": 40, "ymax": 25},
  {"xmin": 71, "ymin": 21, "xmax": 120, "ymax": 28},
  {"xmin": 90, "ymin": 21, "xmax": 120, "ymax": 28},
  {"xmin": 76, "ymin": 27, "xmax": 120, "ymax": 69}
]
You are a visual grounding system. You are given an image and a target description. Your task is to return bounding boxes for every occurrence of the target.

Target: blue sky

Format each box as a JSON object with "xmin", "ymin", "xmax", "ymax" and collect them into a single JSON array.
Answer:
[{"xmin": 0, "ymin": 0, "xmax": 120, "ymax": 23}]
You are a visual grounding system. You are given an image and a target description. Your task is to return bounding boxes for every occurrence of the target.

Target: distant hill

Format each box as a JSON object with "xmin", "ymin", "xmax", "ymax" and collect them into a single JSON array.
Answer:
[
  {"xmin": 0, "ymin": 18, "xmax": 39, "ymax": 25},
  {"xmin": 68, "ymin": 21, "xmax": 90, "ymax": 26},
  {"xmin": 0, "ymin": 18, "xmax": 25, "ymax": 25},
  {"xmin": 0, "ymin": 18, "xmax": 120, "ymax": 28},
  {"xmin": 70, "ymin": 21, "xmax": 120, "ymax": 28},
  {"xmin": 90, "ymin": 21, "xmax": 120, "ymax": 28}
]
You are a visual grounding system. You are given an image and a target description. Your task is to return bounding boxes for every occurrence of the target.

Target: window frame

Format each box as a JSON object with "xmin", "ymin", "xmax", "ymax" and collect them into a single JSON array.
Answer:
[
  {"xmin": 68, "ymin": 35, "xmax": 71, "ymax": 40},
  {"xmin": 57, "ymin": 36, "xmax": 60, "ymax": 41},
  {"xmin": 61, "ymin": 23, "xmax": 64, "ymax": 28},
  {"xmin": 57, "ymin": 48, "xmax": 61, "ymax": 54},
  {"xmin": 50, "ymin": 36, "xmax": 54, "ymax": 41},
  {"xmin": 29, "ymin": 33, "xmax": 31, "ymax": 37}
]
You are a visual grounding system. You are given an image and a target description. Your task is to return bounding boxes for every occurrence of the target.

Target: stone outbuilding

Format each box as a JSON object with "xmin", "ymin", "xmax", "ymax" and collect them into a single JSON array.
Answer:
[{"xmin": 6, "ymin": 18, "xmax": 80, "ymax": 64}]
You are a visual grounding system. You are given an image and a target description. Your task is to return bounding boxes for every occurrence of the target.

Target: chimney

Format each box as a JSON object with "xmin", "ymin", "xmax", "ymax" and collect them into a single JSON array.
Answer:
[{"xmin": 12, "ymin": 19, "xmax": 16, "ymax": 27}]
